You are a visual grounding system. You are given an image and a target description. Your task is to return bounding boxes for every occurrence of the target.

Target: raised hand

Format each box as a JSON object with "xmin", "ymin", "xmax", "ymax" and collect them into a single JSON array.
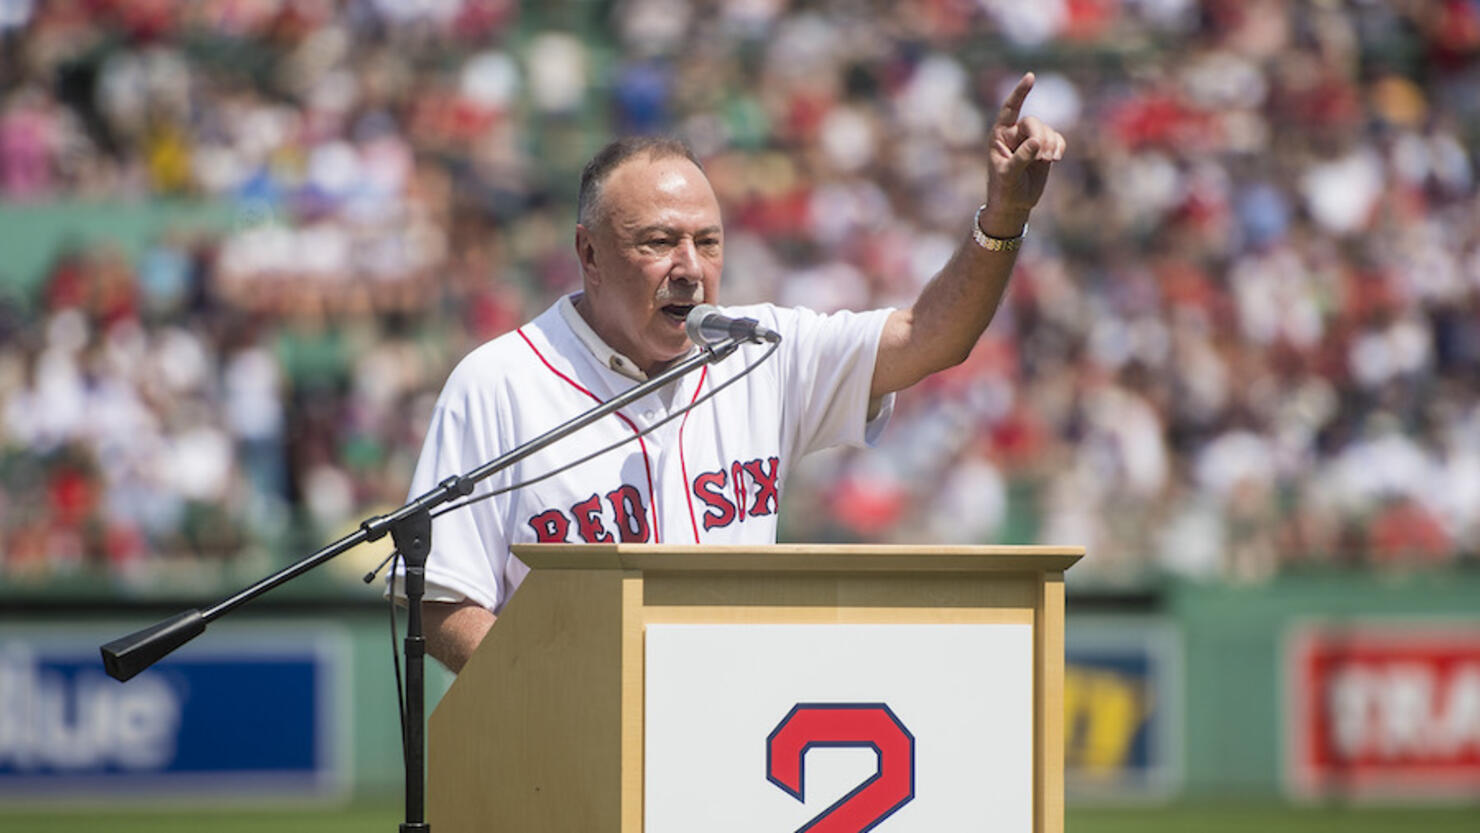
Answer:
[{"xmin": 983, "ymin": 72, "xmax": 1066, "ymax": 236}]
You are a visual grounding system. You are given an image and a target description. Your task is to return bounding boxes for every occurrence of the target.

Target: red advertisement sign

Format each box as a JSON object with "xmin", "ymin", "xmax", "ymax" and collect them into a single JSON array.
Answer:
[{"xmin": 1286, "ymin": 623, "xmax": 1480, "ymax": 799}]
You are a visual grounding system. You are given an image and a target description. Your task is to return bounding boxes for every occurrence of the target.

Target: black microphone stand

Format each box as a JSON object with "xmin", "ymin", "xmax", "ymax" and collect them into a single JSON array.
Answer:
[{"xmin": 99, "ymin": 336, "xmax": 744, "ymax": 832}]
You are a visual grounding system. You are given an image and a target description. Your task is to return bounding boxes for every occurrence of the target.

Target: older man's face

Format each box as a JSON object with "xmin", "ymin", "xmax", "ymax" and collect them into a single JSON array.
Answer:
[{"xmin": 576, "ymin": 155, "xmax": 723, "ymax": 375}]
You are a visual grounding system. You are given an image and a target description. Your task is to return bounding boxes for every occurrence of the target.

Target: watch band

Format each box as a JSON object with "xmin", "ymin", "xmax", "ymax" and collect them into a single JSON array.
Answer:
[{"xmin": 972, "ymin": 204, "xmax": 1026, "ymax": 252}]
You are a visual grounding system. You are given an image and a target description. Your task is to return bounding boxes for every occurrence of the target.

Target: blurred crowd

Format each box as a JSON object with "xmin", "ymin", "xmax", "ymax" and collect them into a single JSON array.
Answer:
[{"xmin": 2, "ymin": 0, "xmax": 1478, "ymax": 590}]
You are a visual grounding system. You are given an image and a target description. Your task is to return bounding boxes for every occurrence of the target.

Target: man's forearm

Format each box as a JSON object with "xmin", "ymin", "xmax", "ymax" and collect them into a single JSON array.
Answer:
[
  {"xmin": 871, "ymin": 205, "xmax": 1028, "ymax": 398},
  {"xmin": 423, "ymin": 600, "xmax": 497, "ymax": 673}
]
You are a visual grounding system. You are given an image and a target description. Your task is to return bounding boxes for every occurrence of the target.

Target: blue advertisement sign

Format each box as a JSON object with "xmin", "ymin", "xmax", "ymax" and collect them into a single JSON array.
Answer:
[
  {"xmin": 0, "ymin": 623, "xmax": 349, "ymax": 799},
  {"xmin": 1064, "ymin": 617, "xmax": 1183, "ymax": 801}
]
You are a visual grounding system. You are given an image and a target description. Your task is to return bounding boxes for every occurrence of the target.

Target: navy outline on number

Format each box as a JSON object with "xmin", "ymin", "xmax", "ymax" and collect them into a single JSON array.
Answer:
[{"xmin": 766, "ymin": 702, "xmax": 916, "ymax": 833}]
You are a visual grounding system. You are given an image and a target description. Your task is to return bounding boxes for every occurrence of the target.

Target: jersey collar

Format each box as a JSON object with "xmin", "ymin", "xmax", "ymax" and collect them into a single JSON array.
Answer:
[{"xmin": 559, "ymin": 293, "xmax": 697, "ymax": 383}]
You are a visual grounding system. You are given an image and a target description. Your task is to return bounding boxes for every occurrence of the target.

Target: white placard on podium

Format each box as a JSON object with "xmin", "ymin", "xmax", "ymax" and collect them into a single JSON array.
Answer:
[{"xmin": 645, "ymin": 623, "xmax": 1033, "ymax": 832}]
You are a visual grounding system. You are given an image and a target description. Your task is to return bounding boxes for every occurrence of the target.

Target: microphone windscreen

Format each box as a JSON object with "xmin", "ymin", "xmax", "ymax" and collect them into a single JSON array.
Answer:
[{"xmin": 685, "ymin": 304, "xmax": 720, "ymax": 344}]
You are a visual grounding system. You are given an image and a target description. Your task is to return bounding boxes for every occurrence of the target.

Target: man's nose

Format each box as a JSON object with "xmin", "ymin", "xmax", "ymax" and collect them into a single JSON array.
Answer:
[{"xmin": 671, "ymin": 237, "xmax": 702, "ymax": 277}]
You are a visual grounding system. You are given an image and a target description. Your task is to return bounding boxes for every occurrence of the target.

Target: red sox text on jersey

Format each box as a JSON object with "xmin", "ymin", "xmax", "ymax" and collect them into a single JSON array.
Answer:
[{"xmin": 527, "ymin": 455, "xmax": 781, "ymax": 542}]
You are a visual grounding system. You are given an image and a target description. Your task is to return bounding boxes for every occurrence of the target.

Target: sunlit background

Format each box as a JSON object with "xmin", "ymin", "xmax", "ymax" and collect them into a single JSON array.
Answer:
[{"xmin": 2, "ymin": 0, "xmax": 1477, "ymax": 829}]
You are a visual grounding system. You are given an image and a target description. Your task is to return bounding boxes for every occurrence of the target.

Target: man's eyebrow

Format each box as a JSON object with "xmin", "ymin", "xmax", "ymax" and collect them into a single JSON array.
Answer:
[
  {"xmin": 631, "ymin": 224, "xmax": 677, "ymax": 237},
  {"xmin": 630, "ymin": 224, "xmax": 723, "ymax": 237}
]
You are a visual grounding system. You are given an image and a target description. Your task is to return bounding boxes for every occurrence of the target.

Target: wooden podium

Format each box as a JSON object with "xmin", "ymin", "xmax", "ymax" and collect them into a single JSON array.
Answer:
[{"xmin": 427, "ymin": 544, "xmax": 1081, "ymax": 832}]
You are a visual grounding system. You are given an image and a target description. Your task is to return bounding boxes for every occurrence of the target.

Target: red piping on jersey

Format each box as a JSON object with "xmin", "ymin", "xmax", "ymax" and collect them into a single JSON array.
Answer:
[
  {"xmin": 516, "ymin": 327, "xmax": 661, "ymax": 542},
  {"xmin": 677, "ymin": 366, "xmax": 709, "ymax": 544}
]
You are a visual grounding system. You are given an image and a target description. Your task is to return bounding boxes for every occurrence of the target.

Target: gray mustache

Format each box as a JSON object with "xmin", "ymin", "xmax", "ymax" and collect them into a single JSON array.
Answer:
[{"xmin": 656, "ymin": 286, "xmax": 705, "ymax": 305}]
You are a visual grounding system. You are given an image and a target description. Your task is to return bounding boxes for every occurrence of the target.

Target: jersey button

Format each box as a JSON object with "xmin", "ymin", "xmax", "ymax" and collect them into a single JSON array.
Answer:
[{"xmin": 643, "ymin": 410, "xmax": 656, "ymax": 421}]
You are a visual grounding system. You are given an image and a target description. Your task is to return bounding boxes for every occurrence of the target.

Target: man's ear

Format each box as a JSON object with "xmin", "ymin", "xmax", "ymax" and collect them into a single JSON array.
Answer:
[{"xmin": 575, "ymin": 224, "xmax": 600, "ymax": 285}]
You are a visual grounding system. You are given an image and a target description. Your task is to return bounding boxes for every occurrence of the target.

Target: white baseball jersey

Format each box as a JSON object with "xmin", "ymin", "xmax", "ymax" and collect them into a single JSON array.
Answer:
[{"xmin": 396, "ymin": 294, "xmax": 894, "ymax": 613}]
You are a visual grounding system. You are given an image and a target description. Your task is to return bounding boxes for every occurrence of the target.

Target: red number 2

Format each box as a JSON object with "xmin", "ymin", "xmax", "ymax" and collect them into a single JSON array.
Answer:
[{"xmin": 766, "ymin": 703, "xmax": 915, "ymax": 833}]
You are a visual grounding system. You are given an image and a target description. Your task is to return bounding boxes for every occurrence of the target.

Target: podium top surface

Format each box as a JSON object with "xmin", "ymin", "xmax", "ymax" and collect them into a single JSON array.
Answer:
[{"xmin": 510, "ymin": 544, "xmax": 1082, "ymax": 574}]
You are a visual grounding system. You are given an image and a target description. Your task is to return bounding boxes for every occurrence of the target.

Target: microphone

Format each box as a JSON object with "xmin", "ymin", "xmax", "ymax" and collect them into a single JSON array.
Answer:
[{"xmin": 685, "ymin": 304, "xmax": 782, "ymax": 345}]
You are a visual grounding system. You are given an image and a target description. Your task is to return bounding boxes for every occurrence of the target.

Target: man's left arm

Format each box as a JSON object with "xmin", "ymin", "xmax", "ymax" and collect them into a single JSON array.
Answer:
[{"xmin": 871, "ymin": 72, "xmax": 1067, "ymax": 401}]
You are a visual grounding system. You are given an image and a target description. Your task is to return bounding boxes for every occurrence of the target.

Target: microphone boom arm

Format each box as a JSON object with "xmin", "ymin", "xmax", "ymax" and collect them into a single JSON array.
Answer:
[{"xmin": 100, "ymin": 336, "xmax": 745, "ymax": 682}]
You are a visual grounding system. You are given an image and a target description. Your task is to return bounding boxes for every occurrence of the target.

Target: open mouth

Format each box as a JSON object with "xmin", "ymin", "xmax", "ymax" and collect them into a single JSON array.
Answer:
[{"xmin": 661, "ymin": 304, "xmax": 695, "ymax": 323}]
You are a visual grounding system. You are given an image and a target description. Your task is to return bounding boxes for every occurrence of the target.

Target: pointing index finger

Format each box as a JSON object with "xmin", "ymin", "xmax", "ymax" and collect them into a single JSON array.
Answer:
[{"xmin": 996, "ymin": 72, "xmax": 1036, "ymax": 128}]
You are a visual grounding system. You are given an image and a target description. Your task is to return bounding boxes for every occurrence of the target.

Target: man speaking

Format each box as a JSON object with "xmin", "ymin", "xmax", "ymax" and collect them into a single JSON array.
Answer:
[{"xmin": 398, "ymin": 73, "xmax": 1065, "ymax": 672}]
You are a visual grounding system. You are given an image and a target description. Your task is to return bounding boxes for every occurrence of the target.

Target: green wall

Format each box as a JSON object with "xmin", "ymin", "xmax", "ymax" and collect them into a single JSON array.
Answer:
[
  {"xmin": 0, "ymin": 200, "xmax": 237, "ymax": 301},
  {"xmin": 1167, "ymin": 571, "xmax": 1480, "ymax": 798}
]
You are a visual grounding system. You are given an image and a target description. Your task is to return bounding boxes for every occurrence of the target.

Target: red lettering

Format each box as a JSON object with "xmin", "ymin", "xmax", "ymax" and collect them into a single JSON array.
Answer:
[
  {"xmin": 743, "ymin": 456, "xmax": 780, "ymax": 516},
  {"xmin": 528, "ymin": 509, "xmax": 571, "ymax": 542},
  {"xmin": 572, "ymin": 493, "xmax": 615, "ymax": 543},
  {"xmin": 605, "ymin": 485, "xmax": 651, "ymax": 542},
  {"xmin": 732, "ymin": 461, "xmax": 747, "ymax": 522},
  {"xmin": 693, "ymin": 470, "xmax": 737, "ymax": 530}
]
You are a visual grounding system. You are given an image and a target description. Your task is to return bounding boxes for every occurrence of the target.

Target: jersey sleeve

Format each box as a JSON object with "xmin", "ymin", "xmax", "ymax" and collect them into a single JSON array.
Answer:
[
  {"xmin": 769, "ymin": 305, "xmax": 896, "ymax": 457},
  {"xmin": 388, "ymin": 357, "xmax": 510, "ymax": 613}
]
